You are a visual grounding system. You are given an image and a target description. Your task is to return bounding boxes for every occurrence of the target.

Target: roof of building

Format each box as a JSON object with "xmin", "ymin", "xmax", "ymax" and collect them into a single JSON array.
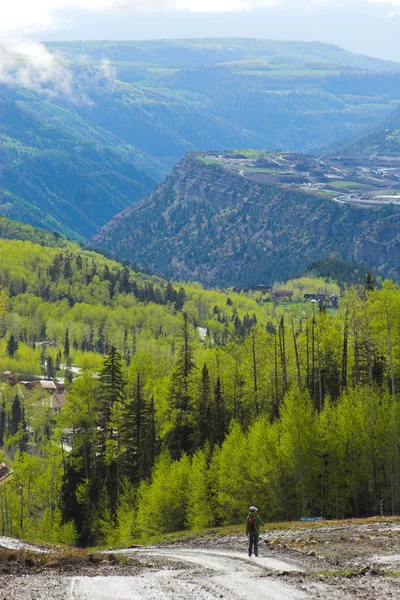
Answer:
[{"xmin": 40, "ymin": 380, "xmax": 58, "ymax": 390}]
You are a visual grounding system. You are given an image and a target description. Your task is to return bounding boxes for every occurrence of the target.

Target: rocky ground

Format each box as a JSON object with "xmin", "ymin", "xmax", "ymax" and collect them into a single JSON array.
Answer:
[{"xmin": 1, "ymin": 519, "xmax": 400, "ymax": 599}]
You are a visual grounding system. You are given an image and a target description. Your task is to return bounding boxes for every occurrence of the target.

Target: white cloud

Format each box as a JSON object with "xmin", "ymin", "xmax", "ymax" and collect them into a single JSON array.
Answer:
[
  {"xmin": 1, "ymin": 0, "xmax": 400, "ymax": 37},
  {"xmin": 0, "ymin": 1, "xmax": 281, "ymax": 35},
  {"xmin": 0, "ymin": 0, "xmax": 399, "ymax": 94}
]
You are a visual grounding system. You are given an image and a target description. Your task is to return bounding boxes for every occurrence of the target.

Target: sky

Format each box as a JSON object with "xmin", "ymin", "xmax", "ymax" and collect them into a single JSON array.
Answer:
[{"xmin": 1, "ymin": 1, "xmax": 400, "ymax": 80}]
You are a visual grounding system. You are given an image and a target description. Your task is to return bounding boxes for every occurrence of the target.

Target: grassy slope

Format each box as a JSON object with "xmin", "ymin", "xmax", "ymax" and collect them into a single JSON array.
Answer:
[
  {"xmin": 45, "ymin": 39, "xmax": 400, "ymax": 71},
  {"xmin": 327, "ymin": 107, "xmax": 400, "ymax": 156}
]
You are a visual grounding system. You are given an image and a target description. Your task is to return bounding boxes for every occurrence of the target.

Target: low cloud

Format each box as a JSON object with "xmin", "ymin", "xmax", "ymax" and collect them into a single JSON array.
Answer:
[{"xmin": 0, "ymin": 41, "xmax": 74, "ymax": 97}]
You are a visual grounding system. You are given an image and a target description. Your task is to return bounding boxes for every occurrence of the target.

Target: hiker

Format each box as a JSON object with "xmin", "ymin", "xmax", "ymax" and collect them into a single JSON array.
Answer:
[{"xmin": 246, "ymin": 505, "xmax": 264, "ymax": 557}]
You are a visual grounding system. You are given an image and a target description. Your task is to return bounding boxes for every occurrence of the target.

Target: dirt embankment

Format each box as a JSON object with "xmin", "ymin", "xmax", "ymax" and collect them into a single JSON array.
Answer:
[{"xmin": 1, "ymin": 519, "xmax": 400, "ymax": 599}]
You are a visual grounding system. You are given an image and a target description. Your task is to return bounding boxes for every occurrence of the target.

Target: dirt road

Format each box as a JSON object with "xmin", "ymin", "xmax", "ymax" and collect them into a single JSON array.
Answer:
[
  {"xmin": 68, "ymin": 548, "xmax": 305, "ymax": 600},
  {"xmin": 2, "ymin": 520, "xmax": 400, "ymax": 599}
]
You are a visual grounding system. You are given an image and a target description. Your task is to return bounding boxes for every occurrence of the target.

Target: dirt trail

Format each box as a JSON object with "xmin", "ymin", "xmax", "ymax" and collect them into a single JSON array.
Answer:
[
  {"xmin": 68, "ymin": 548, "xmax": 305, "ymax": 600},
  {"xmin": 3, "ymin": 521, "xmax": 400, "ymax": 599}
]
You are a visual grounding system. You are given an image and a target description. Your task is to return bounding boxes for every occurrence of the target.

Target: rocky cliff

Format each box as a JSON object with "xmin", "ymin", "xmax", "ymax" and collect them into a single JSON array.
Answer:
[{"xmin": 90, "ymin": 154, "xmax": 400, "ymax": 286}]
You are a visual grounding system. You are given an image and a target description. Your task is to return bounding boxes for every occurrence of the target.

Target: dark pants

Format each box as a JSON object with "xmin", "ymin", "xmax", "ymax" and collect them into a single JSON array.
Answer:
[{"xmin": 248, "ymin": 533, "xmax": 259, "ymax": 556}]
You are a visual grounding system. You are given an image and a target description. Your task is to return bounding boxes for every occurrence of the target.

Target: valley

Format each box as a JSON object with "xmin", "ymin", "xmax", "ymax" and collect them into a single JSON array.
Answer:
[
  {"xmin": 1, "ymin": 30, "xmax": 400, "ymax": 600},
  {"xmin": 3, "ymin": 39, "xmax": 400, "ymax": 239}
]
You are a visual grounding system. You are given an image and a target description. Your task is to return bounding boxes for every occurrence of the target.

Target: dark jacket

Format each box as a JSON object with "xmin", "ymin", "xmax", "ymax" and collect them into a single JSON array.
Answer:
[{"xmin": 246, "ymin": 511, "xmax": 264, "ymax": 535}]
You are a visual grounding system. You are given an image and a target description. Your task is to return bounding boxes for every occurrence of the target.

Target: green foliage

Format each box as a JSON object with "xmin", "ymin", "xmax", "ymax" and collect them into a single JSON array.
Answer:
[
  {"xmin": 2, "ymin": 222, "xmax": 400, "ymax": 548},
  {"xmin": 307, "ymin": 257, "xmax": 372, "ymax": 289}
]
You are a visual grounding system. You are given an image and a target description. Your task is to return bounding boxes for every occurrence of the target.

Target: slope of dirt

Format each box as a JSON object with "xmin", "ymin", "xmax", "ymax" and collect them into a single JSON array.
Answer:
[{"xmin": 1, "ymin": 520, "xmax": 400, "ymax": 599}]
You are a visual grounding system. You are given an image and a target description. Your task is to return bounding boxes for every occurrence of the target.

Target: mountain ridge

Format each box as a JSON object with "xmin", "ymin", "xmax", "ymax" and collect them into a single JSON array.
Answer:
[{"xmin": 90, "ymin": 152, "xmax": 400, "ymax": 287}]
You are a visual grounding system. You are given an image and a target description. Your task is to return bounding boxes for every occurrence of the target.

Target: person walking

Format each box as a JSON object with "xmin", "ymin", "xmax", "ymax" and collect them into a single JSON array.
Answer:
[{"xmin": 246, "ymin": 505, "xmax": 264, "ymax": 557}]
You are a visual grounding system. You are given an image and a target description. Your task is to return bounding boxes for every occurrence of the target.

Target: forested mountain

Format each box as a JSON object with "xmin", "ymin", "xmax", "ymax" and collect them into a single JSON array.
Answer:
[
  {"xmin": 1, "ymin": 218, "xmax": 400, "ymax": 547},
  {"xmin": 0, "ymin": 92, "xmax": 157, "ymax": 240},
  {"xmin": 91, "ymin": 153, "xmax": 400, "ymax": 287},
  {"xmin": 46, "ymin": 38, "xmax": 400, "ymax": 70},
  {"xmin": 328, "ymin": 106, "xmax": 400, "ymax": 156},
  {"xmin": 3, "ymin": 39, "xmax": 400, "ymax": 238}
]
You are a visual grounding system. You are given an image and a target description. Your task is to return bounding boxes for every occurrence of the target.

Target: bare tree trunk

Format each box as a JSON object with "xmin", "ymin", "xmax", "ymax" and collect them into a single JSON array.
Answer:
[
  {"xmin": 274, "ymin": 333, "xmax": 279, "ymax": 421},
  {"xmin": 311, "ymin": 315, "xmax": 316, "ymax": 406},
  {"xmin": 19, "ymin": 485, "xmax": 23, "ymax": 534},
  {"xmin": 279, "ymin": 317, "xmax": 288, "ymax": 396},
  {"xmin": 291, "ymin": 314, "xmax": 302, "ymax": 389},
  {"xmin": 305, "ymin": 312, "xmax": 310, "ymax": 391},
  {"xmin": 384, "ymin": 306, "xmax": 396, "ymax": 396},
  {"xmin": 318, "ymin": 341, "xmax": 323, "ymax": 413},
  {"xmin": 362, "ymin": 302, "xmax": 373, "ymax": 386},
  {"xmin": 341, "ymin": 309, "xmax": 349, "ymax": 391},
  {"xmin": 251, "ymin": 330, "xmax": 260, "ymax": 416}
]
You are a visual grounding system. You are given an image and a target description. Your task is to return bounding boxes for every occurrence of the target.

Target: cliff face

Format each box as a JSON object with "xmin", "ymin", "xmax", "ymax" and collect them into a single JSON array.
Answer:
[
  {"xmin": 90, "ymin": 155, "xmax": 400, "ymax": 286},
  {"xmin": 354, "ymin": 215, "xmax": 400, "ymax": 279}
]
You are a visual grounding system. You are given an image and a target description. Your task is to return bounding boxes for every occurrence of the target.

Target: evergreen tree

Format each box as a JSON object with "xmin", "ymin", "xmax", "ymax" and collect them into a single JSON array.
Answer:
[
  {"xmin": 98, "ymin": 346, "xmax": 126, "ymax": 504},
  {"xmin": 120, "ymin": 266, "xmax": 131, "ymax": 294},
  {"xmin": 175, "ymin": 287, "xmax": 186, "ymax": 311},
  {"xmin": 120, "ymin": 373, "xmax": 144, "ymax": 484},
  {"xmin": 165, "ymin": 313, "xmax": 196, "ymax": 459},
  {"xmin": 64, "ymin": 356, "xmax": 74, "ymax": 385},
  {"xmin": 10, "ymin": 393, "xmax": 22, "ymax": 436},
  {"xmin": 63, "ymin": 257, "xmax": 73, "ymax": 280},
  {"xmin": 211, "ymin": 376, "xmax": 228, "ymax": 447},
  {"xmin": 46, "ymin": 356, "xmax": 56, "ymax": 380},
  {"xmin": 196, "ymin": 363, "xmax": 212, "ymax": 449},
  {"xmin": 364, "ymin": 272, "xmax": 374, "ymax": 292},
  {"xmin": 6, "ymin": 333, "xmax": 18, "ymax": 358}
]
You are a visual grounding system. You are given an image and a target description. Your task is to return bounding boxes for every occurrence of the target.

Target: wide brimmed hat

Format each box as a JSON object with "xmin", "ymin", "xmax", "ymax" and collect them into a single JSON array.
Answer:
[{"xmin": 249, "ymin": 506, "xmax": 258, "ymax": 511}]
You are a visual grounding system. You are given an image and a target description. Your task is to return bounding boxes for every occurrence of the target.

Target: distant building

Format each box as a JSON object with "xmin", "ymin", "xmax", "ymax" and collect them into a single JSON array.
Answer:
[
  {"xmin": 304, "ymin": 293, "xmax": 327, "ymax": 302},
  {"xmin": 273, "ymin": 290, "xmax": 294, "ymax": 301},
  {"xmin": 233, "ymin": 285, "xmax": 272, "ymax": 294},
  {"xmin": 2, "ymin": 372, "xmax": 66, "ymax": 411}
]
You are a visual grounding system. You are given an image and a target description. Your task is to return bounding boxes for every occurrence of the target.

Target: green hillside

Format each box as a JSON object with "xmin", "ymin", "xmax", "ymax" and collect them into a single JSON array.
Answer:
[
  {"xmin": 0, "ymin": 92, "xmax": 157, "ymax": 240},
  {"xmin": 328, "ymin": 106, "xmax": 400, "ymax": 156},
  {"xmin": 45, "ymin": 38, "xmax": 400, "ymax": 71},
  {"xmin": 1, "ymin": 217, "xmax": 400, "ymax": 547}
]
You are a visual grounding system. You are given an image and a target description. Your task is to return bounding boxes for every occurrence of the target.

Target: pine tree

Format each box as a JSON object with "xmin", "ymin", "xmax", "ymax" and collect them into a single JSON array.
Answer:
[
  {"xmin": 196, "ymin": 363, "xmax": 212, "ymax": 449},
  {"xmin": 10, "ymin": 393, "xmax": 22, "ymax": 436},
  {"xmin": 64, "ymin": 356, "xmax": 74, "ymax": 385},
  {"xmin": 120, "ymin": 373, "xmax": 144, "ymax": 484},
  {"xmin": 175, "ymin": 287, "xmax": 186, "ymax": 311},
  {"xmin": 165, "ymin": 313, "xmax": 196, "ymax": 459},
  {"xmin": 98, "ymin": 346, "xmax": 126, "ymax": 497},
  {"xmin": 364, "ymin": 272, "xmax": 374, "ymax": 292},
  {"xmin": 211, "ymin": 376, "xmax": 228, "ymax": 447},
  {"xmin": 120, "ymin": 266, "xmax": 131, "ymax": 294},
  {"xmin": 6, "ymin": 334, "xmax": 18, "ymax": 359},
  {"xmin": 46, "ymin": 356, "xmax": 56, "ymax": 380},
  {"xmin": 98, "ymin": 346, "xmax": 126, "ymax": 434},
  {"xmin": 63, "ymin": 257, "xmax": 73, "ymax": 280}
]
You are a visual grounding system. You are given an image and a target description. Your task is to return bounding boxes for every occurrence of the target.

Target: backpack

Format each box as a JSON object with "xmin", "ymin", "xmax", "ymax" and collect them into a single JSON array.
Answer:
[{"xmin": 248, "ymin": 514, "xmax": 257, "ymax": 533}]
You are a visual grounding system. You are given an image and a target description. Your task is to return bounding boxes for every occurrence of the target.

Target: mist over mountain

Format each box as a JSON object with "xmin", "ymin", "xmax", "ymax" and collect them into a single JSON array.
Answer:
[{"xmin": 2, "ymin": 39, "xmax": 400, "ymax": 239}]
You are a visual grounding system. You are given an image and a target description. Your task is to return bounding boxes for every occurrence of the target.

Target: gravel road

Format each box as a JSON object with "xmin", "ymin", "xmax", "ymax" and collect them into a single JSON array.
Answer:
[
  {"xmin": 67, "ymin": 548, "xmax": 305, "ymax": 600},
  {"xmin": 2, "ymin": 520, "xmax": 400, "ymax": 599}
]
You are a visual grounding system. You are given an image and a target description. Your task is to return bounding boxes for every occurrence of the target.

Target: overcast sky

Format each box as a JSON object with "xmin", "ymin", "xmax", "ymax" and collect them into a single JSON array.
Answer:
[{"xmin": 1, "ymin": 0, "xmax": 400, "ymax": 62}]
